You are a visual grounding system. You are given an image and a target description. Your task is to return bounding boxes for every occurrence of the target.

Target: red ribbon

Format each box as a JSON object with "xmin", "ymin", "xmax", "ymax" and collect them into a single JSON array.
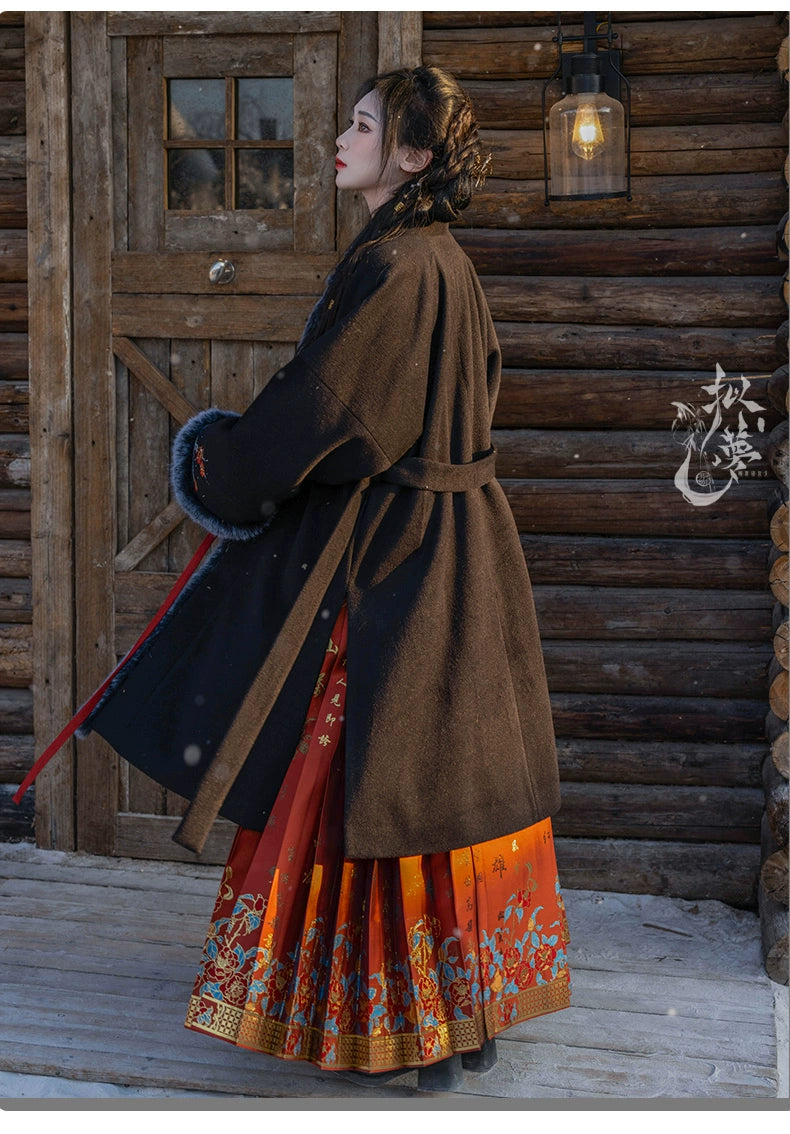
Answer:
[{"xmin": 13, "ymin": 532, "xmax": 216, "ymax": 806}]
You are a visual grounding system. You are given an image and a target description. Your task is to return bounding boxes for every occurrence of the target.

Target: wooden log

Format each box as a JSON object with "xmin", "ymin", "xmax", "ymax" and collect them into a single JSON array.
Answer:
[
  {"xmin": 462, "ymin": 73, "xmax": 786, "ymax": 129},
  {"xmin": 0, "ymin": 733, "xmax": 33, "ymax": 782},
  {"xmin": 760, "ymin": 820, "xmax": 788, "ymax": 906},
  {"xmin": 551, "ymin": 691, "xmax": 768, "ymax": 744},
  {"xmin": 481, "ymin": 275, "xmax": 785, "ymax": 328},
  {"xmin": 776, "ymin": 319, "xmax": 788, "ymax": 358},
  {"xmin": 424, "ymin": 12, "xmax": 765, "ymax": 29},
  {"xmin": 0, "ymin": 687, "xmax": 32, "ymax": 732},
  {"xmin": 0, "ymin": 539, "xmax": 30, "ymax": 577},
  {"xmin": 497, "ymin": 322, "xmax": 776, "ymax": 371},
  {"xmin": 0, "ymin": 486, "xmax": 29, "ymax": 537},
  {"xmin": 454, "ymin": 225, "xmax": 783, "ymax": 277},
  {"xmin": 758, "ymin": 878, "xmax": 789, "ymax": 985},
  {"xmin": 768, "ymin": 546, "xmax": 789, "ymax": 607},
  {"xmin": 0, "ymin": 382, "xmax": 27, "ymax": 432},
  {"xmin": 493, "ymin": 426, "xmax": 780, "ymax": 480},
  {"xmin": 495, "ymin": 369, "xmax": 776, "ymax": 429},
  {"xmin": 556, "ymin": 738, "xmax": 763, "ymax": 789},
  {"xmin": 501, "ymin": 479, "xmax": 776, "ymax": 539},
  {"xmin": 0, "ymin": 229, "xmax": 26, "ymax": 281},
  {"xmin": 763, "ymin": 753, "xmax": 789, "ymax": 845},
  {"xmin": 0, "ymin": 334, "xmax": 27, "ymax": 381},
  {"xmin": 464, "ymin": 173, "xmax": 786, "ymax": 230},
  {"xmin": 767, "ymin": 420, "xmax": 789, "ymax": 484},
  {"xmin": 768, "ymin": 656, "xmax": 789, "ymax": 720},
  {"xmin": 0, "ymin": 80, "xmax": 23, "ymax": 133},
  {"xmin": 554, "ymin": 837, "xmax": 759, "ymax": 908},
  {"xmin": 0, "ymin": 27, "xmax": 23, "ymax": 83},
  {"xmin": 422, "ymin": 17, "xmax": 783, "ymax": 79},
  {"xmin": 0, "ymin": 282, "xmax": 25, "ymax": 330},
  {"xmin": 541, "ymin": 639, "xmax": 773, "ymax": 699},
  {"xmin": 479, "ymin": 123, "xmax": 788, "ymax": 179},
  {"xmin": 553, "ymin": 782, "xmax": 763, "ymax": 844},
  {"xmin": 520, "ymin": 533, "xmax": 771, "ymax": 590},
  {"xmin": 0, "ymin": 433, "xmax": 28, "ymax": 487},
  {"xmin": 0, "ymin": 623, "xmax": 31, "ymax": 686},
  {"xmin": 0, "ymin": 576, "xmax": 30, "ymax": 621},
  {"xmin": 0, "ymin": 180, "xmax": 26, "ymax": 227}
]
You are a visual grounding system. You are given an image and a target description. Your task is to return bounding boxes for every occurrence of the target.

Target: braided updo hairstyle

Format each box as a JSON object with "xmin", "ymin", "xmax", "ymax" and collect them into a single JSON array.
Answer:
[{"xmin": 297, "ymin": 66, "xmax": 491, "ymax": 350}]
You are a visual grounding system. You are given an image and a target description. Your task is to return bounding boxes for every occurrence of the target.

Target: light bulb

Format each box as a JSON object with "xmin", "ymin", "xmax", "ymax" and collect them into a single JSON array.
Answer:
[{"xmin": 571, "ymin": 104, "xmax": 604, "ymax": 160}]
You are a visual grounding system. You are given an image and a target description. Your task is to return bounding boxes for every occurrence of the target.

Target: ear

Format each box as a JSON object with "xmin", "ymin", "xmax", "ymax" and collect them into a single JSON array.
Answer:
[{"xmin": 397, "ymin": 146, "xmax": 433, "ymax": 177}]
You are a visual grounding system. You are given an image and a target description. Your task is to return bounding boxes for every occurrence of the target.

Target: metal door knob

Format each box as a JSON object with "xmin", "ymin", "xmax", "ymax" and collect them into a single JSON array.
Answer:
[{"xmin": 209, "ymin": 258, "xmax": 236, "ymax": 284}]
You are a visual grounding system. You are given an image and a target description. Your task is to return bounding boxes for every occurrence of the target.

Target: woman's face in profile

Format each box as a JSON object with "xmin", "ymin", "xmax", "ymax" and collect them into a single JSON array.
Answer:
[{"xmin": 335, "ymin": 89, "xmax": 408, "ymax": 212}]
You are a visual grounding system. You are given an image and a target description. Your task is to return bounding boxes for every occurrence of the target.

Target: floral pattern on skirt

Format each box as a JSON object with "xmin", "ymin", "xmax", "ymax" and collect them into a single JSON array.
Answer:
[{"xmin": 184, "ymin": 599, "xmax": 571, "ymax": 1071}]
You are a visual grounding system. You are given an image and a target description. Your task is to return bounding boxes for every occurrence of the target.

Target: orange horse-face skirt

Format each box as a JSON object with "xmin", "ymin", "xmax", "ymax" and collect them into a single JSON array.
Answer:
[{"xmin": 184, "ymin": 599, "xmax": 572, "ymax": 1072}]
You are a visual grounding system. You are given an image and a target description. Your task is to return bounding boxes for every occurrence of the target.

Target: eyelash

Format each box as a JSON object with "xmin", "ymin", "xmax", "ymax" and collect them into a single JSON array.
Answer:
[{"xmin": 348, "ymin": 118, "xmax": 369, "ymax": 132}]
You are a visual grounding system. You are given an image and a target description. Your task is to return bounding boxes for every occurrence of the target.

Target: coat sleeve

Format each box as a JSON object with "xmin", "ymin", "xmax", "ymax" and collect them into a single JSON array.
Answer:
[{"xmin": 170, "ymin": 244, "xmax": 438, "ymax": 540}]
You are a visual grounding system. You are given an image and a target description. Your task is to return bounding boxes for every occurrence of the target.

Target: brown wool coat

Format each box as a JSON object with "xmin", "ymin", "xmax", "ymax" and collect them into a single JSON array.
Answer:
[{"xmin": 81, "ymin": 219, "xmax": 562, "ymax": 859}]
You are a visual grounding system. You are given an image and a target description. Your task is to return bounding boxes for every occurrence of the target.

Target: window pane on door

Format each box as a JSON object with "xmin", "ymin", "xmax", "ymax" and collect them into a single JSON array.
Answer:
[
  {"xmin": 237, "ymin": 149, "xmax": 294, "ymax": 209},
  {"xmin": 168, "ymin": 79, "xmax": 226, "ymax": 140},
  {"xmin": 168, "ymin": 149, "xmax": 225, "ymax": 209},
  {"xmin": 237, "ymin": 78, "xmax": 293, "ymax": 141}
]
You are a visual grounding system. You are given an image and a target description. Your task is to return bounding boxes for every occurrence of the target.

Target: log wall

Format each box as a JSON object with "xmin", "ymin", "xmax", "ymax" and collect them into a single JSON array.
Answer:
[
  {"xmin": 0, "ymin": 11, "xmax": 33, "ymax": 842},
  {"xmin": 424, "ymin": 10, "xmax": 789, "ymax": 911}
]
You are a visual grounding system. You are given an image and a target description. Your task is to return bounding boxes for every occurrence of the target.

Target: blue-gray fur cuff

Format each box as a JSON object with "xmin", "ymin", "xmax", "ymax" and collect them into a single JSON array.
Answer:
[{"xmin": 170, "ymin": 407, "xmax": 275, "ymax": 541}]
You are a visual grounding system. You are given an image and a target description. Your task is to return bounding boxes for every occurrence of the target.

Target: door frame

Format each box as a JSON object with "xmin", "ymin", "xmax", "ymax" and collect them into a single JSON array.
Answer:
[{"xmin": 27, "ymin": 10, "xmax": 422, "ymax": 855}]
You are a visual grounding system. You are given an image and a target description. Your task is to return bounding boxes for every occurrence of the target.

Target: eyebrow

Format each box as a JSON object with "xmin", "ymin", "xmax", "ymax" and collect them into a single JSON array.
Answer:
[{"xmin": 354, "ymin": 109, "xmax": 378, "ymax": 123}]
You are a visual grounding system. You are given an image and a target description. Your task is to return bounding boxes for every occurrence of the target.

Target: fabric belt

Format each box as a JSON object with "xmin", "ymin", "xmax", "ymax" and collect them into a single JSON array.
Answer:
[
  {"xmin": 372, "ymin": 446, "xmax": 498, "ymax": 492},
  {"xmin": 174, "ymin": 444, "xmax": 498, "ymax": 854}
]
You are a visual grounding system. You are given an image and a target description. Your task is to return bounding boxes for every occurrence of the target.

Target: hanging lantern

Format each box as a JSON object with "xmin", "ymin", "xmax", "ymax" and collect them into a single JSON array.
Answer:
[{"xmin": 542, "ymin": 12, "xmax": 632, "ymax": 203}]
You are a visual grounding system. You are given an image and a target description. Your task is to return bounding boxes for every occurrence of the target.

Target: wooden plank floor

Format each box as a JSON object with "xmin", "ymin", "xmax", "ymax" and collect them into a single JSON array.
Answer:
[{"xmin": 0, "ymin": 842, "xmax": 785, "ymax": 1100}]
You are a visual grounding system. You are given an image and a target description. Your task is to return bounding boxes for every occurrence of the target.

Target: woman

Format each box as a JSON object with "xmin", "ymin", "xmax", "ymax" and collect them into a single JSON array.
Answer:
[{"xmin": 79, "ymin": 67, "xmax": 572, "ymax": 1092}]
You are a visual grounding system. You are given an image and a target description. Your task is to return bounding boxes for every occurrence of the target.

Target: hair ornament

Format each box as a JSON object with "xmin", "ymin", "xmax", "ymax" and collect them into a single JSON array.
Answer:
[
  {"xmin": 394, "ymin": 171, "xmax": 429, "ymax": 213},
  {"xmin": 472, "ymin": 151, "xmax": 493, "ymax": 189}
]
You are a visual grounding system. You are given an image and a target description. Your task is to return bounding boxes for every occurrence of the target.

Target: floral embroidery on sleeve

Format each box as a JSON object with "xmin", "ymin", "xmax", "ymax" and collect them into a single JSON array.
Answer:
[{"xmin": 192, "ymin": 440, "xmax": 207, "ymax": 493}]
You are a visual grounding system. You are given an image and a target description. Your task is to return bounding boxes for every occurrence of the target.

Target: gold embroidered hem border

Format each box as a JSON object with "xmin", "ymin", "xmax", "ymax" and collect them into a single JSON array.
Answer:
[{"xmin": 184, "ymin": 967, "xmax": 571, "ymax": 1071}]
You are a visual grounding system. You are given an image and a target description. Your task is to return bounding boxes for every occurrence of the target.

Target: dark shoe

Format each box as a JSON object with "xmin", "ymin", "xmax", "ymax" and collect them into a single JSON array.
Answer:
[
  {"xmin": 416, "ymin": 1052, "xmax": 464, "ymax": 1093},
  {"xmin": 335, "ymin": 1067, "xmax": 410, "ymax": 1088},
  {"xmin": 462, "ymin": 1037, "xmax": 498, "ymax": 1072}
]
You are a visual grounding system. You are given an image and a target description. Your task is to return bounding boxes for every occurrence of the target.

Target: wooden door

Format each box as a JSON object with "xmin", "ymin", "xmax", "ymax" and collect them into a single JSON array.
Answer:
[{"xmin": 64, "ymin": 12, "xmax": 384, "ymax": 860}]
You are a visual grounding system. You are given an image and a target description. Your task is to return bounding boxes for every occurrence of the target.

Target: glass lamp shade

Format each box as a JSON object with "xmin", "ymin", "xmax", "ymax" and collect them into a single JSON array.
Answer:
[{"xmin": 548, "ymin": 90, "xmax": 627, "ymax": 200}]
